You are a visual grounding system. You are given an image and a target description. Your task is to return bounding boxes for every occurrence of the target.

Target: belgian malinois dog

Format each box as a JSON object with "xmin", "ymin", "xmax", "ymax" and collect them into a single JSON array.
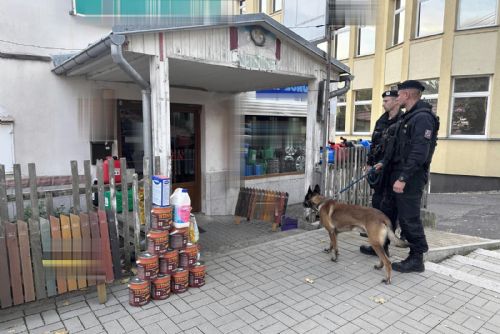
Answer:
[{"xmin": 303, "ymin": 185, "xmax": 408, "ymax": 284}]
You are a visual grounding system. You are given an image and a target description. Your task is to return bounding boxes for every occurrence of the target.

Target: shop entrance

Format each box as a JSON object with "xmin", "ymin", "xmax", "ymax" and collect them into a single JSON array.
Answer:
[{"xmin": 117, "ymin": 100, "xmax": 201, "ymax": 211}]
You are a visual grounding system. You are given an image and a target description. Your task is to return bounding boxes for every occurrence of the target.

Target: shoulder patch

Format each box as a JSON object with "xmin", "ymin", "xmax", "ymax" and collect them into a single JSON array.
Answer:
[{"xmin": 424, "ymin": 129, "xmax": 432, "ymax": 139}]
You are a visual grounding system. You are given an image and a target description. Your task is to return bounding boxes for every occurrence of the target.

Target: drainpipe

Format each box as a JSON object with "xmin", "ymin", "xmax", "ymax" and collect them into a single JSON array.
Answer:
[
  {"xmin": 329, "ymin": 74, "xmax": 353, "ymax": 99},
  {"xmin": 110, "ymin": 34, "xmax": 153, "ymax": 176}
]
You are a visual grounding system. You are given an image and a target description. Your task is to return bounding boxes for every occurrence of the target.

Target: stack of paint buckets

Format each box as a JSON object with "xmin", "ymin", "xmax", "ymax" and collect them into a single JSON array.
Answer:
[{"xmin": 128, "ymin": 186, "xmax": 206, "ymax": 307}]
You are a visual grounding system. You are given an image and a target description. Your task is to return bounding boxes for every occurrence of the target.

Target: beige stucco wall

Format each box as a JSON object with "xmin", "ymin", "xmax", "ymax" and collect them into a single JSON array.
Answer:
[
  {"xmin": 409, "ymin": 37, "xmax": 443, "ymax": 79},
  {"xmin": 352, "ymin": 57, "xmax": 375, "ymax": 89},
  {"xmin": 384, "ymin": 47, "xmax": 403, "ymax": 85},
  {"xmin": 452, "ymin": 31, "xmax": 498, "ymax": 76}
]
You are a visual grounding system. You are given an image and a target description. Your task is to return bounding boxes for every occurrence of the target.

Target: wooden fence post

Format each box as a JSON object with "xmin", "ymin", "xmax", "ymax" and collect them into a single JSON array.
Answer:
[
  {"xmin": 71, "ymin": 161, "xmax": 81, "ymax": 214},
  {"xmin": 121, "ymin": 158, "xmax": 131, "ymax": 269},
  {"xmin": 132, "ymin": 174, "xmax": 141, "ymax": 259},
  {"xmin": 0, "ymin": 164, "xmax": 12, "ymax": 308},
  {"xmin": 14, "ymin": 164, "xmax": 24, "ymax": 220},
  {"xmin": 84, "ymin": 160, "xmax": 93, "ymax": 213}
]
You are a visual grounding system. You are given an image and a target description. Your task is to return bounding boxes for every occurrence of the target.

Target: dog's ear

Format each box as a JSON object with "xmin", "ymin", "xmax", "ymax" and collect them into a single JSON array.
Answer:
[
  {"xmin": 307, "ymin": 186, "xmax": 312, "ymax": 194},
  {"xmin": 313, "ymin": 184, "xmax": 321, "ymax": 193}
]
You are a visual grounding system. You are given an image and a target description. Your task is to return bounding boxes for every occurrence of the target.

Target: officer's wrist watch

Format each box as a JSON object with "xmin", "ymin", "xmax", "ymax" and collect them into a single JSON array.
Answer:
[{"xmin": 398, "ymin": 176, "xmax": 406, "ymax": 183}]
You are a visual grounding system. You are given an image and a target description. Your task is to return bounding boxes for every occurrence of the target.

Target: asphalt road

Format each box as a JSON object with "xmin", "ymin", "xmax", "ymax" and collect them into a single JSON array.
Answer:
[{"xmin": 426, "ymin": 191, "xmax": 500, "ymax": 240}]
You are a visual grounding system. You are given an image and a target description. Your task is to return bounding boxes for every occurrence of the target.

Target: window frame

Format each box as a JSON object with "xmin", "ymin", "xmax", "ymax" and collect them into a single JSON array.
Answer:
[
  {"xmin": 415, "ymin": 0, "xmax": 445, "ymax": 38},
  {"xmin": 0, "ymin": 122, "xmax": 15, "ymax": 174},
  {"xmin": 449, "ymin": 76, "xmax": 491, "ymax": 138},
  {"xmin": 353, "ymin": 89, "xmax": 373, "ymax": 135},
  {"xmin": 357, "ymin": 25, "xmax": 376, "ymax": 56},
  {"xmin": 393, "ymin": 0, "xmax": 406, "ymax": 46},
  {"xmin": 457, "ymin": 0, "xmax": 499, "ymax": 31},
  {"xmin": 420, "ymin": 78, "xmax": 440, "ymax": 114},
  {"xmin": 335, "ymin": 98, "xmax": 347, "ymax": 135},
  {"xmin": 272, "ymin": 0, "xmax": 282, "ymax": 13},
  {"xmin": 259, "ymin": 0, "xmax": 268, "ymax": 14},
  {"xmin": 334, "ymin": 27, "xmax": 350, "ymax": 60}
]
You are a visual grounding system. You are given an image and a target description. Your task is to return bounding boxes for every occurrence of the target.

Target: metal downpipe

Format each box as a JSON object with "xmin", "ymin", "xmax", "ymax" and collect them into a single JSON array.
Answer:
[{"xmin": 110, "ymin": 34, "xmax": 153, "ymax": 175}]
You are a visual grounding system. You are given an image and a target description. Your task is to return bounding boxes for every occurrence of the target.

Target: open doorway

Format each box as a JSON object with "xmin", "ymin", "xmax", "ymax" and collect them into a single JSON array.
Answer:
[{"xmin": 117, "ymin": 100, "xmax": 202, "ymax": 211}]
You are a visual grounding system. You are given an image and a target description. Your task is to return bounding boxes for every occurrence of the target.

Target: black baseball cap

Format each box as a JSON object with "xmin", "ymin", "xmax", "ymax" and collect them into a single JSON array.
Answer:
[
  {"xmin": 397, "ymin": 80, "xmax": 425, "ymax": 92},
  {"xmin": 382, "ymin": 90, "xmax": 398, "ymax": 98}
]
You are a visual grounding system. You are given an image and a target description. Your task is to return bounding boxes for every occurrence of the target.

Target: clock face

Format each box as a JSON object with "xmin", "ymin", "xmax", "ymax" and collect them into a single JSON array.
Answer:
[{"xmin": 250, "ymin": 27, "xmax": 266, "ymax": 46}]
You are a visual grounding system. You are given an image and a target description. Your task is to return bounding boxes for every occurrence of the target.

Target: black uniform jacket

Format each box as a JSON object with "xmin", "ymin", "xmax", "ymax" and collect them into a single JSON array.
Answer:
[{"xmin": 393, "ymin": 100, "xmax": 436, "ymax": 182}]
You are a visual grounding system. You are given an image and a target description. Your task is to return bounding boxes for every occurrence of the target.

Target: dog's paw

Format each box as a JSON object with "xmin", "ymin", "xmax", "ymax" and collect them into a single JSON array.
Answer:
[
  {"xmin": 323, "ymin": 248, "xmax": 331, "ymax": 254},
  {"xmin": 382, "ymin": 278, "xmax": 391, "ymax": 285},
  {"xmin": 374, "ymin": 264, "xmax": 382, "ymax": 270},
  {"xmin": 331, "ymin": 257, "xmax": 337, "ymax": 262}
]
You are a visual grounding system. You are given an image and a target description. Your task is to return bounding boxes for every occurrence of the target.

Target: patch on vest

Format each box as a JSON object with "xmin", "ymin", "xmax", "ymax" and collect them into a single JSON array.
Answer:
[{"xmin": 424, "ymin": 129, "xmax": 432, "ymax": 139}]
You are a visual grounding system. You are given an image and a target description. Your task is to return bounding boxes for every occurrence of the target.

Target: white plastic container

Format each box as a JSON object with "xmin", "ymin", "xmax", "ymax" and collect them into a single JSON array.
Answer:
[{"xmin": 170, "ymin": 188, "xmax": 191, "ymax": 228}]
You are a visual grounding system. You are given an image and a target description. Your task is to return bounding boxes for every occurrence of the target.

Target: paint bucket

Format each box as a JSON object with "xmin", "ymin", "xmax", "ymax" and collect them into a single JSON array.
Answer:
[
  {"xmin": 151, "ymin": 206, "xmax": 173, "ymax": 231},
  {"xmin": 171, "ymin": 268, "xmax": 189, "ymax": 294},
  {"xmin": 136, "ymin": 252, "xmax": 159, "ymax": 280},
  {"xmin": 151, "ymin": 274, "xmax": 171, "ymax": 300},
  {"xmin": 128, "ymin": 277, "xmax": 150, "ymax": 307},
  {"xmin": 159, "ymin": 249, "xmax": 179, "ymax": 275},
  {"xmin": 189, "ymin": 262, "xmax": 206, "ymax": 288},
  {"xmin": 169, "ymin": 231, "xmax": 184, "ymax": 250},
  {"xmin": 147, "ymin": 229, "xmax": 169, "ymax": 255},
  {"xmin": 179, "ymin": 243, "xmax": 198, "ymax": 268},
  {"xmin": 170, "ymin": 227, "xmax": 188, "ymax": 249}
]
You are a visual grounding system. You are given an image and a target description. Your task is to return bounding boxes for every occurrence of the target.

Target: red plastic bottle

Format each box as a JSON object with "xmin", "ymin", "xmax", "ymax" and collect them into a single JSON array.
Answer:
[{"xmin": 103, "ymin": 156, "xmax": 121, "ymax": 184}]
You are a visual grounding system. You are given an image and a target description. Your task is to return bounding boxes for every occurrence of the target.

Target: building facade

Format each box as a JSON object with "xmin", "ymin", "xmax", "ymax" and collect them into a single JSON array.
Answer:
[
  {"xmin": 0, "ymin": 0, "xmax": 346, "ymax": 215},
  {"xmin": 245, "ymin": 0, "xmax": 500, "ymax": 192}
]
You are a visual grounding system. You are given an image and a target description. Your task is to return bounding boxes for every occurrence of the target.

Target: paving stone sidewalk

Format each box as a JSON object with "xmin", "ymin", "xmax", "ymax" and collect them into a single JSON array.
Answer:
[{"xmin": 2, "ymin": 227, "xmax": 500, "ymax": 334}]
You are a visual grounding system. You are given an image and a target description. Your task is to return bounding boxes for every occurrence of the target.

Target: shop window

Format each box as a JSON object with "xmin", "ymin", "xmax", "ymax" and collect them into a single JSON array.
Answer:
[
  {"xmin": 421, "ymin": 79, "xmax": 439, "ymax": 114},
  {"xmin": 0, "ymin": 122, "xmax": 14, "ymax": 173},
  {"xmin": 458, "ymin": 0, "xmax": 498, "ymax": 30},
  {"xmin": 416, "ymin": 0, "xmax": 445, "ymax": 38},
  {"xmin": 354, "ymin": 89, "xmax": 372, "ymax": 134},
  {"xmin": 336, "ymin": 94, "xmax": 347, "ymax": 133},
  {"xmin": 334, "ymin": 27, "xmax": 350, "ymax": 60},
  {"xmin": 244, "ymin": 116, "xmax": 306, "ymax": 177},
  {"xmin": 451, "ymin": 77, "xmax": 490, "ymax": 136},
  {"xmin": 357, "ymin": 26, "xmax": 376, "ymax": 56},
  {"xmin": 393, "ymin": 0, "xmax": 405, "ymax": 45},
  {"xmin": 273, "ymin": 0, "xmax": 282, "ymax": 12}
]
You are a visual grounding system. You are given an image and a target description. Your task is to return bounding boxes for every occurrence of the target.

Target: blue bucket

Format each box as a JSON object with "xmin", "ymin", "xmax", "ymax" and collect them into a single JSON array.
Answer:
[
  {"xmin": 255, "ymin": 164, "xmax": 264, "ymax": 175},
  {"xmin": 245, "ymin": 164, "xmax": 254, "ymax": 176}
]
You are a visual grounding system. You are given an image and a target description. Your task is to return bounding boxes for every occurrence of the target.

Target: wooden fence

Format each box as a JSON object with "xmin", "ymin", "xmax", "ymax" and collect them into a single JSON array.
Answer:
[{"xmin": 0, "ymin": 156, "xmax": 156, "ymax": 309}]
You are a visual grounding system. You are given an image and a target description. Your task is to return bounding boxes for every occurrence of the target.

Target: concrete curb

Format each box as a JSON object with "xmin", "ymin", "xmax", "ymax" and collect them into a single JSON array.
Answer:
[{"xmin": 426, "ymin": 240, "xmax": 500, "ymax": 262}]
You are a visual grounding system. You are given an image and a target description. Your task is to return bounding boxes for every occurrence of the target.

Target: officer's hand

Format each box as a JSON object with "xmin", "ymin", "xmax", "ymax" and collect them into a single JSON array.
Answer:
[
  {"xmin": 374, "ymin": 163, "xmax": 383, "ymax": 171},
  {"xmin": 393, "ymin": 180, "xmax": 406, "ymax": 193}
]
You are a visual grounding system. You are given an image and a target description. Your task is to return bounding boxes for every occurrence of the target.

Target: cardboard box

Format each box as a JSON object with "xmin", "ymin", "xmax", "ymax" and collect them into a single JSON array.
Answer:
[{"xmin": 152, "ymin": 175, "xmax": 170, "ymax": 207}]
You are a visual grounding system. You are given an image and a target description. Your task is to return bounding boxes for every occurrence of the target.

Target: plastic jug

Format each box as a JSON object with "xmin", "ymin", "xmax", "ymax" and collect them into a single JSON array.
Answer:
[{"xmin": 170, "ymin": 188, "xmax": 191, "ymax": 228}]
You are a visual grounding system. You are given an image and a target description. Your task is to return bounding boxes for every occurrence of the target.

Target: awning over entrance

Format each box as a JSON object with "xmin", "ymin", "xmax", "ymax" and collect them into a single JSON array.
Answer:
[{"xmin": 52, "ymin": 14, "xmax": 349, "ymax": 92}]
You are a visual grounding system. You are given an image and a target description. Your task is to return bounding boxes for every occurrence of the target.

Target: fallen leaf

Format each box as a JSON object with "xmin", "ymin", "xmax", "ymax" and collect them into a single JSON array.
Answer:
[
  {"xmin": 305, "ymin": 277, "xmax": 315, "ymax": 284},
  {"xmin": 62, "ymin": 300, "xmax": 69, "ymax": 306},
  {"xmin": 121, "ymin": 278, "xmax": 129, "ymax": 284},
  {"xmin": 52, "ymin": 330, "xmax": 69, "ymax": 334},
  {"xmin": 319, "ymin": 239, "xmax": 327, "ymax": 243}
]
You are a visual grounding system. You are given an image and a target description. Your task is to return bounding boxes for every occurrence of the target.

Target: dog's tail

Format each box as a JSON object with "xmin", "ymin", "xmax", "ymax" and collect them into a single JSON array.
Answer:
[{"xmin": 386, "ymin": 227, "xmax": 409, "ymax": 248}]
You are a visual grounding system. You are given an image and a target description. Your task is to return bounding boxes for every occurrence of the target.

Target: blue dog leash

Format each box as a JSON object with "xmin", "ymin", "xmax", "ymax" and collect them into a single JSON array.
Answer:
[{"xmin": 338, "ymin": 167, "xmax": 377, "ymax": 194}]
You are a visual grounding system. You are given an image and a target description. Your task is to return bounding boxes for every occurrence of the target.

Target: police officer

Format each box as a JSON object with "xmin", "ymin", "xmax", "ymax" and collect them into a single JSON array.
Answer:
[
  {"xmin": 383, "ymin": 80, "xmax": 439, "ymax": 273},
  {"xmin": 360, "ymin": 90, "xmax": 402, "ymax": 256}
]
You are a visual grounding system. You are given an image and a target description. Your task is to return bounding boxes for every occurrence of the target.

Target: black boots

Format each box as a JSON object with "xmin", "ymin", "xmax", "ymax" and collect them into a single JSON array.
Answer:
[
  {"xmin": 360, "ymin": 243, "xmax": 390, "ymax": 257},
  {"xmin": 392, "ymin": 252, "xmax": 425, "ymax": 273}
]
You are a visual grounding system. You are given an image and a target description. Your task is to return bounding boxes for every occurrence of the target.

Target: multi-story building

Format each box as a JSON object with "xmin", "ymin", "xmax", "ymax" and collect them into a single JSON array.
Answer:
[{"xmin": 245, "ymin": 0, "xmax": 500, "ymax": 192}]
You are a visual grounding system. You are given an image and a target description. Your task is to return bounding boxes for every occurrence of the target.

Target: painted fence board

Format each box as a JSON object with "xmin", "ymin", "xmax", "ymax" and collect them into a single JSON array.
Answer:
[
  {"xmin": 80, "ymin": 213, "xmax": 93, "ymax": 286},
  {"xmin": 17, "ymin": 220, "xmax": 35, "ymax": 302},
  {"xmin": 106, "ymin": 210, "xmax": 121, "ymax": 280},
  {"xmin": 70, "ymin": 214, "xmax": 86, "ymax": 289},
  {"xmin": 28, "ymin": 218, "xmax": 46, "ymax": 300},
  {"xmin": 6, "ymin": 222, "xmax": 23, "ymax": 305},
  {"xmin": 50, "ymin": 216, "xmax": 66, "ymax": 294},
  {"xmin": 40, "ymin": 217, "xmax": 57, "ymax": 297},
  {"xmin": 60, "ymin": 215, "xmax": 77, "ymax": 291},
  {"xmin": 98, "ymin": 210, "xmax": 114, "ymax": 283}
]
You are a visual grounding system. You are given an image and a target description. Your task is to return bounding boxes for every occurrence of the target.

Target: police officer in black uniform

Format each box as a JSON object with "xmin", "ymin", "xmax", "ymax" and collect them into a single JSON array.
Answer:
[
  {"xmin": 360, "ymin": 90, "xmax": 402, "ymax": 256},
  {"xmin": 382, "ymin": 80, "xmax": 439, "ymax": 273}
]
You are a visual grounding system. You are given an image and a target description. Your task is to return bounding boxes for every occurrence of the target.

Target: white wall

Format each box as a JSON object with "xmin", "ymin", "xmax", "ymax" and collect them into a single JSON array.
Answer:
[{"xmin": 0, "ymin": 0, "xmax": 110, "ymax": 57}]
